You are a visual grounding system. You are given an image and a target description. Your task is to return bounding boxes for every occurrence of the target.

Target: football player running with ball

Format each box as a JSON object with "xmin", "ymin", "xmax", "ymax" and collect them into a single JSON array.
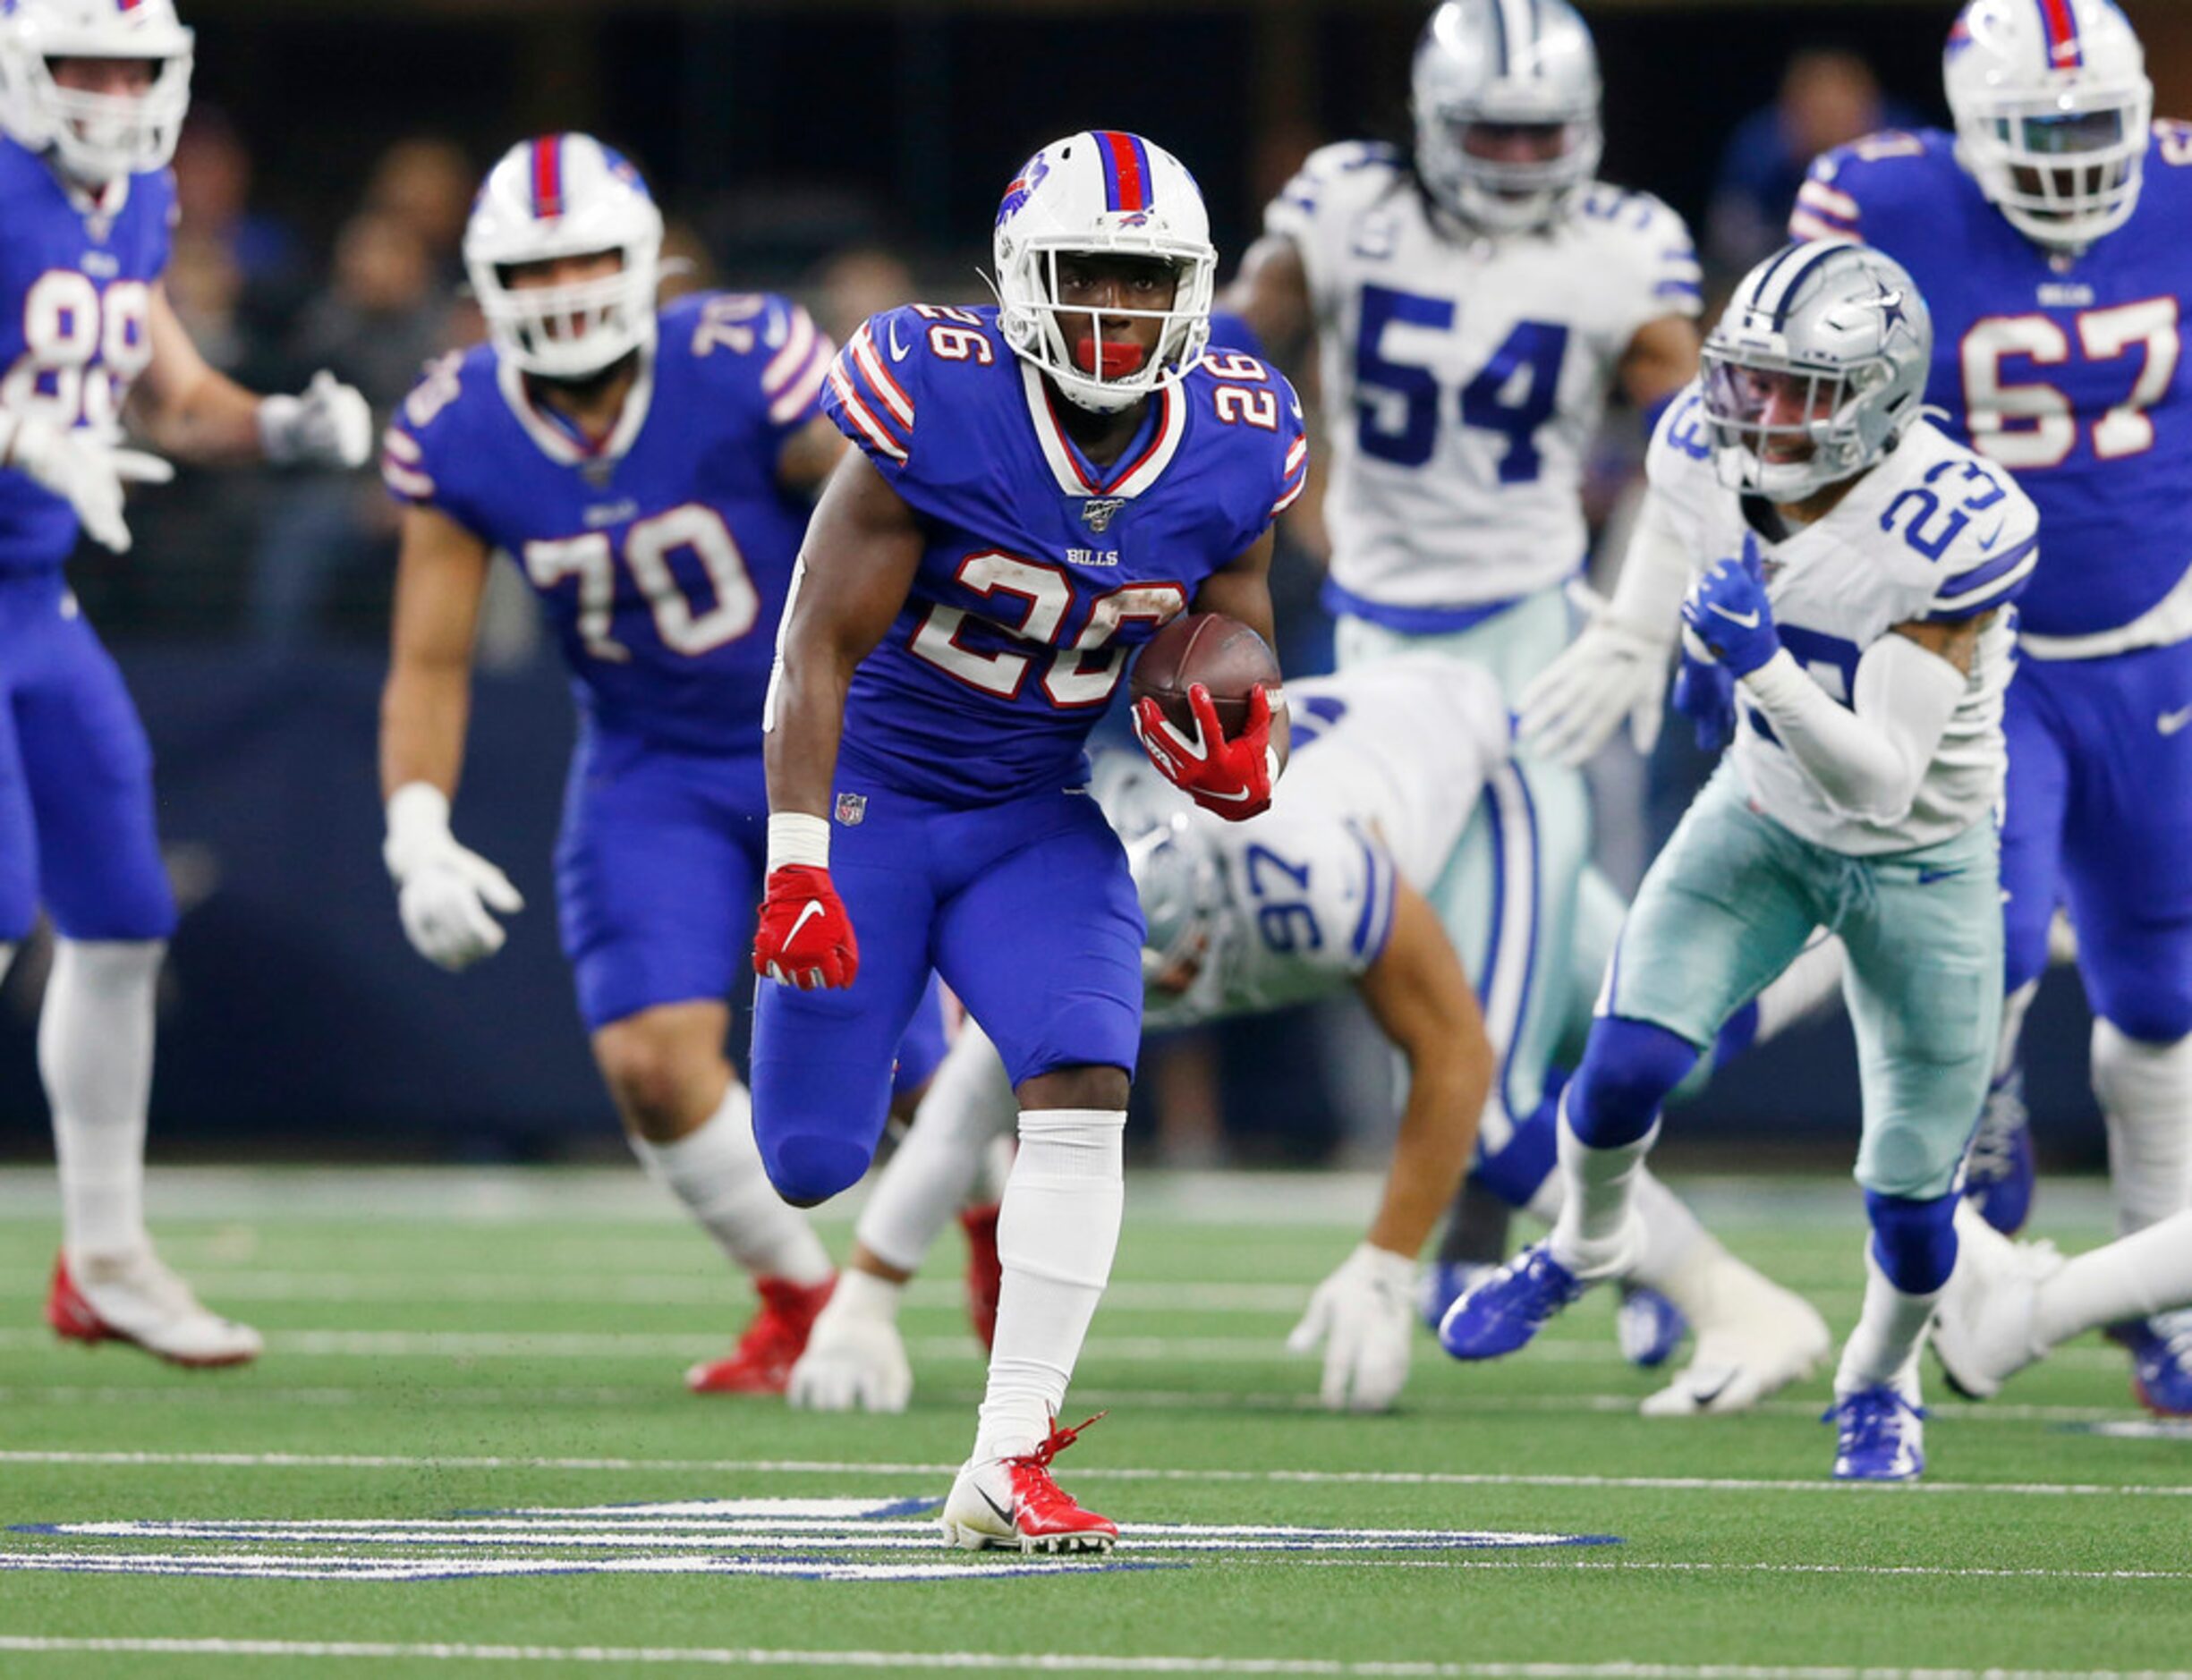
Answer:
[
  {"xmin": 1450, "ymin": 241, "xmax": 2040, "ymax": 1483},
  {"xmin": 755, "ymin": 131, "xmax": 1302, "ymax": 1553},
  {"xmin": 379, "ymin": 136, "xmax": 949, "ymax": 1394},
  {"xmin": 1793, "ymin": 0, "xmax": 2192, "ymax": 1414},
  {"xmin": 0, "ymin": 0, "xmax": 371, "ymax": 1365},
  {"xmin": 1223, "ymin": 0, "xmax": 1702, "ymax": 1314}
]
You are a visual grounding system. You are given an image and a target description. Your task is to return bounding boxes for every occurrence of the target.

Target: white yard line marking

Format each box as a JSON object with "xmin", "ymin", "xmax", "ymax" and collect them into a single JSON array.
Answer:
[
  {"xmin": 0, "ymin": 1642, "xmax": 2182, "ymax": 1678},
  {"xmin": 0, "ymin": 1450, "xmax": 2183, "ymax": 1498},
  {"xmin": 1306, "ymin": 1559, "xmax": 2192, "ymax": 1582}
]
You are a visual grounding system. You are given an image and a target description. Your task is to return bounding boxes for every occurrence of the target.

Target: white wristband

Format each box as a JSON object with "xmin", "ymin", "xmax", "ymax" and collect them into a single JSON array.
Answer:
[{"xmin": 768, "ymin": 811, "xmax": 830, "ymax": 872}]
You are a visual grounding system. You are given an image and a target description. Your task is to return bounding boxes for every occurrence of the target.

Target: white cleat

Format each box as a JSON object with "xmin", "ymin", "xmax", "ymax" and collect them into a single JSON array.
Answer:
[
  {"xmin": 1933, "ymin": 1209, "xmax": 2060, "ymax": 1400},
  {"xmin": 786, "ymin": 1296, "xmax": 913, "ymax": 1413},
  {"xmin": 47, "ymin": 1248, "xmax": 263, "ymax": 1369},
  {"xmin": 1640, "ymin": 1253, "xmax": 1831, "ymax": 1417},
  {"xmin": 937, "ymin": 1415, "xmax": 1117, "ymax": 1555}
]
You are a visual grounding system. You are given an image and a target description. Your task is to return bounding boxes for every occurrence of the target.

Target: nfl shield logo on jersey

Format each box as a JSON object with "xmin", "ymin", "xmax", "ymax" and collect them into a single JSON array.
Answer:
[
  {"xmin": 1082, "ymin": 497, "xmax": 1127, "ymax": 532},
  {"xmin": 834, "ymin": 792, "xmax": 868, "ymax": 827}
]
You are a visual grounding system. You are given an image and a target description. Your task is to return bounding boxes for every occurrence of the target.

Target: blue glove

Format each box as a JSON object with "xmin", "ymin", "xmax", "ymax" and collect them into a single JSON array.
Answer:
[
  {"xmin": 1671, "ymin": 649, "xmax": 1737, "ymax": 752},
  {"xmin": 1679, "ymin": 533, "xmax": 1780, "ymax": 678}
]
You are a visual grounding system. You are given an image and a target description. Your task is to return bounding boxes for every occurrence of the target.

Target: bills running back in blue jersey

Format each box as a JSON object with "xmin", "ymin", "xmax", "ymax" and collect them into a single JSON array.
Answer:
[
  {"xmin": 387, "ymin": 289, "xmax": 831, "ymax": 752},
  {"xmin": 819, "ymin": 303, "xmax": 1306, "ymax": 804},
  {"xmin": 0, "ymin": 137, "xmax": 172, "ymax": 568},
  {"xmin": 1796, "ymin": 122, "xmax": 2192, "ymax": 645}
]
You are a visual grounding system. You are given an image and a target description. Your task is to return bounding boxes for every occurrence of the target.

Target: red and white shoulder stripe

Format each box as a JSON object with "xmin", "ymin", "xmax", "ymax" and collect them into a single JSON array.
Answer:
[
  {"xmin": 825, "ymin": 319, "xmax": 916, "ymax": 464},
  {"xmin": 1788, "ymin": 174, "xmax": 1863, "ymax": 244},
  {"xmin": 1271, "ymin": 433, "xmax": 1310, "ymax": 518},
  {"xmin": 760, "ymin": 302, "xmax": 833, "ymax": 427},
  {"xmin": 379, "ymin": 424, "xmax": 436, "ymax": 502}
]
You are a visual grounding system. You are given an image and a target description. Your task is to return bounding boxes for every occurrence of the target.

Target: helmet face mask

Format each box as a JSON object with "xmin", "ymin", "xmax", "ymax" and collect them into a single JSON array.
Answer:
[
  {"xmin": 993, "ymin": 131, "xmax": 1217, "ymax": 416},
  {"xmin": 1411, "ymin": 0, "xmax": 1603, "ymax": 233},
  {"xmin": 0, "ymin": 0, "xmax": 194, "ymax": 186},
  {"xmin": 1088, "ymin": 752, "xmax": 1224, "ymax": 990},
  {"xmin": 1704, "ymin": 241, "xmax": 1933, "ymax": 504},
  {"xmin": 1945, "ymin": 0, "xmax": 2153, "ymax": 250},
  {"xmin": 464, "ymin": 135, "xmax": 665, "ymax": 382}
]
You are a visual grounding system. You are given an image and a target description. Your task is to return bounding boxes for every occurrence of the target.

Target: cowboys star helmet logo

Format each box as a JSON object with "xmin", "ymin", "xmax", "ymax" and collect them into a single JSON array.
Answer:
[{"xmin": 1081, "ymin": 497, "xmax": 1127, "ymax": 532}]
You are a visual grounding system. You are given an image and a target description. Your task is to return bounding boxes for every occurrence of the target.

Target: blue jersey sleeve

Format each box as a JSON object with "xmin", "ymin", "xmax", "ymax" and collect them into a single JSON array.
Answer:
[
  {"xmin": 820, "ymin": 303, "xmax": 936, "ymax": 474},
  {"xmin": 381, "ymin": 349, "xmax": 489, "ymax": 534},
  {"xmin": 1790, "ymin": 129, "xmax": 1950, "ymax": 249},
  {"xmin": 666, "ymin": 290, "xmax": 833, "ymax": 443}
]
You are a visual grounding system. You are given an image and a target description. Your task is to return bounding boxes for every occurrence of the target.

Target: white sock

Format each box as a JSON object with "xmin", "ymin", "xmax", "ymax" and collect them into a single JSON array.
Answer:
[
  {"xmin": 857, "ymin": 1023, "xmax": 1016, "ymax": 1275},
  {"xmin": 629, "ymin": 1081, "xmax": 832, "ymax": 1285},
  {"xmin": 1624, "ymin": 1169, "xmax": 1713, "ymax": 1291},
  {"xmin": 42, "ymin": 940, "xmax": 161, "ymax": 1265},
  {"xmin": 2035, "ymin": 1209, "xmax": 2192, "ymax": 1348},
  {"xmin": 1752, "ymin": 935, "xmax": 1847, "ymax": 1046},
  {"xmin": 1834, "ymin": 1243, "xmax": 1938, "ymax": 1397},
  {"xmin": 973, "ymin": 1107, "xmax": 1124, "ymax": 1464},
  {"xmin": 2093, "ymin": 1022, "xmax": 2192, "ymax": 1238},
  {"xmin": 1546, "ymin": 1095, "xmax": 1655, "ymax": 1280}
]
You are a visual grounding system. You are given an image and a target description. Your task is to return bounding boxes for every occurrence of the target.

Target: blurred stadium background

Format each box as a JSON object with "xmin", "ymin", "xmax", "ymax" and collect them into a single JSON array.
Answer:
[{"xmin": 4, "ymin": 0, "xmax": 2183, "ymax": 1169}]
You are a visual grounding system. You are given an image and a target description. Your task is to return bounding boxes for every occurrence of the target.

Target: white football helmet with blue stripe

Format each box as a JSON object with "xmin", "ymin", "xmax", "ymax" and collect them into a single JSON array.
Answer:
[
  {"xmin": 1945, "ymin": 0, "xmax": 2151, "ymax": 251},
  {"xmin": 1411, "ymin": 0, "xmax": 1603, "ymax": 233},
  {"xmin": 992, "ymin": 130, "xmax": 1217, "ymax": 415},
  {"xmin": 463, "ymin": 134, "xmax": 665, "ymax": 381},
  {"xmin": 1702, "ymin": 240, "xmax": 1933, "ymax": 503},
  {"xmin": 0, "ymin": 0, "xmax": 193, "ymax": 185},
  {"xmin": 1090, "ymin": 752, "xmax": 1221, "ymax": 988}
]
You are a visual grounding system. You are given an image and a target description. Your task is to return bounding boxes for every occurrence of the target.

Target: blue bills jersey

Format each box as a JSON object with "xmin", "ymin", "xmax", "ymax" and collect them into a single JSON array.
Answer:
[
  {"xmin": 0, "ymin": 139, "xmax": 174, "ymax": 572},
  {"xmin": 385, "ymin": 290, "xmax": 832, "ymax": 753},
  {"xmin": 1797, "ymin": 125, "xmax": 2192, "ymax": 641},
  {"xmin": 820, "ymin": 304, "xmax": 1307, "ymax": 805}
]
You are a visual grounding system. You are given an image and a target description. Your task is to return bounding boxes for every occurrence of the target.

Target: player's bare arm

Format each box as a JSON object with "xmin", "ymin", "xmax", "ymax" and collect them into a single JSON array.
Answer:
[
  {"xmin": 132, "ymin": 285, "xmax": 371, "ymax": 469},
  {"xmin": 775, "ymin": 411, "xmax": 847, "ymax": 497},
  {"xmin": 1353, "ymin": 878, "xmax": 1495, "ymax": 1260},
  {"xmin": 763, "ymin": 448, "xmax": 925, "ymax": 822},
  {"xmin": 1616, "ymin": 312, "xmax": 1703, "ymax": 412},
  {"xmin": 1219, "ymin": 233, "xmax": 1313, "ymax": 360},
  {"xmin": 1892, "ymin": 609, "xmax": 1991, "ymax": 679},
  {"xmin": 379, "ymin": 505, "xmax": 493, "ymax": 801}
]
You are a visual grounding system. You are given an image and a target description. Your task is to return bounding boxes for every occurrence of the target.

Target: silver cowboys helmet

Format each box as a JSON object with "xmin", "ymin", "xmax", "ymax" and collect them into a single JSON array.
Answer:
[
  {"xmin": 0, "ymin": 0, "xmax": 194, "ymax": 185},
  {"xmin": 992, "ymin": 130, "xmax": 1217, "ymax": 415},
  {"xmin": 1702, "ymin": 240, "xmax": 1933, "ymax": 503},
  {"xmin": 1089, "ymin": 751, "xmax": 1224, "ymax": 988},
  {"xmin": 1411, "ymin": 0, "xmax": 1603, "ymax": 233},
  {"xmin": 463, "ymin": 133, "xmax": 665, "ymax": 381},
  {"xmin": 1945, "ymin": 0, "xmax": 2152, "ymax": 252}
]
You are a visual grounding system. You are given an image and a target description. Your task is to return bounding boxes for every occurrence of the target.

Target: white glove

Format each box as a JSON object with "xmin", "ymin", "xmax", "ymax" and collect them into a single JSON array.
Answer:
[
  {"xmin": 786, "ymin": 1273, "xmax": 912, "ymax": 1413},
  {"xmin": 0, "ymin": 412, "xmax": 173, "ymax": 554},
  {"xmin": 259, "ymin": 369, "xmax": 373, "ymax": 469},
  {"xmin": 1516, "ymin": 581, "xmax": 1673, "ymax": 768},
  {"xmin": 382, "ymin": 783, "xmax": 523, "ymax": 972},
  {"xmin": 1287, "ymin": 1242, "xmax": 1417, "ymax": 1413}
]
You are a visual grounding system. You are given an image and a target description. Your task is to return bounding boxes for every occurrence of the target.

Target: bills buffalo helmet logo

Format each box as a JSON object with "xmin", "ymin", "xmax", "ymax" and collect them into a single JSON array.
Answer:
[{"xmin": 996, "ymin": 150, "xmax": 1051, "ymax": 229}]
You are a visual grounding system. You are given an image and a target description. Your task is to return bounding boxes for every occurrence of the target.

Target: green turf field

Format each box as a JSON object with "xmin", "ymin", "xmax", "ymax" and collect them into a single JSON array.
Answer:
[{"xmin": 0, "ymin": 1166, "xmax": 2185, "ymax": 1678}]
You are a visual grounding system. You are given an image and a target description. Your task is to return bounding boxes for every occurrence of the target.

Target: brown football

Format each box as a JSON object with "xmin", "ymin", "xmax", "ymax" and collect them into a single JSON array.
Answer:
[{"xmin": 1128, "ymin": 612, "xmax": 1282, "ymax": 740}]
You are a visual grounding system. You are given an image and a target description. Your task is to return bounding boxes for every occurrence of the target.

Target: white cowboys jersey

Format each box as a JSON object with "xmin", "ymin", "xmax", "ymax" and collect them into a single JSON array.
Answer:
[
  {"xmin": 1644, "ymin": 383, "xmax": 2041, "ymax": 856},
  {"xmin": 1266, "ymin": 141, "xmax": 1703, "ymax": 611},
  {"xmin": 1146, "ymin": 656, "xmax": 1509, "ymax": 1031}
]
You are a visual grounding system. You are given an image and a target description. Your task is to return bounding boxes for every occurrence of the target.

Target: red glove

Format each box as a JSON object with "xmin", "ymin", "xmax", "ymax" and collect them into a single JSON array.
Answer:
[
  {"xmin": 1132, "ymin": 683, "xmax": 1277, "ymax": 821},
  {"xmin": 753, "ymin": 865, "xmax": 860, "ymax": 990}
]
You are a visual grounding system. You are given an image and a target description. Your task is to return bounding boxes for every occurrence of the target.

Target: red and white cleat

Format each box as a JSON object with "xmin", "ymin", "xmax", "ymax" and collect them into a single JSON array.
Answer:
[
  {"xmin": 959, "ymin": 1202, "xmax": 1001, "ymax": 1352},
  {"xmin": 47, "ymin": 1250, "xmax": 262, "ymax": 1369},
  {"xmin": 939, "ymin": 1413, "xmax": 1118, "ymax": 1554},
  {"xmin": 685, "ymin": 1275, "xmax": 834, "ymax": 1395}
]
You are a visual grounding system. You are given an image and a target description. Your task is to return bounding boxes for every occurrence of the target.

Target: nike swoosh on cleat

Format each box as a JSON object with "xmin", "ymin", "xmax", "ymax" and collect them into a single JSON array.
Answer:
[
  {"xmin": 1199, "ymin": 785, "xmax": 1253, "ymax": 803},
  {"xmin": 888, "ymin": 320, "xmax": 911, "ymax": 361},
  {"xmin": 978, "ymin": 1487, "xmax": 1015, "ymax": 1530},
  {"xmin": 1685, "ymin": 1371, "xmax": 1736, "ymax": 1410},
  {"xmin": 786, "ymin": 900, "xmax": 826, "ymax": 945},
  {"xmin": 2159, "ymin": 706, "xmax": 2192, "ymax": 737},
  {"xmin": 1707, "ymin": 604, "xmax": 1761, "ymax": 629}
]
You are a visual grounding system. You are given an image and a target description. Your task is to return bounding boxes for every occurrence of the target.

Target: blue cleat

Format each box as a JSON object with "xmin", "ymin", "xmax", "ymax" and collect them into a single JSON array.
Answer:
[
  {"xmin": 1825, "ymin": 1387, "xmax": 1926, "ymax": 1481},
  {"xmin": 1961, "ymin": 1069, "xmax": 2035, "ymax": 1236},
  {"xmin": 1438, "ymin": 1243, "xmax": 1586, "ymax": 1361},
  {"xmin": 1616, "ymin": 1284, "xmax": 1688, "ymax": 1369},
  {"xmin": 2105, "ymin": 1311, "xmax": 2192, "ymax": 1416},
  {"xmin": 1418, "ymin": 1260, "xmax": 1493, "ymax": 1333}
]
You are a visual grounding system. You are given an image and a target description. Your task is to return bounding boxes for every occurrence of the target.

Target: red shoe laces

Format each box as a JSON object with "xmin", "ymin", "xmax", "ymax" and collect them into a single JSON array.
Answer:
[{"xmin": 1007, "ymin": 1411, "xmax": 1108, "ymax": 1473}]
